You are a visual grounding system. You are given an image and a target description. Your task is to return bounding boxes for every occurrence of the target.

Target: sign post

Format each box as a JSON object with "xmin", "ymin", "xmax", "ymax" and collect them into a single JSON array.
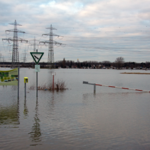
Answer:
[
  {"xmin": 24, "ymin": 77, "xmax": 28, "ymax": 98},
  {"xmin": 36, "ymin": 71, "xmax": 38, "ymax": 97},
  {"xmin": 18, "ymin": 66, "xmax": 19, "ymax": 99},
  {"xmin": 30, "ymin": 52, "xmax": 44, "ymax": 98},
  {"xmin": 52, "ymin": 73, "xmax": 55, "ymax": 91},
  {"xmin": 35, "ymin": 64, "xmax": 40, "ymax": 97},
  {"xmin": 83, "ymin": 81, "xmax": 96, "ymax": 94}
]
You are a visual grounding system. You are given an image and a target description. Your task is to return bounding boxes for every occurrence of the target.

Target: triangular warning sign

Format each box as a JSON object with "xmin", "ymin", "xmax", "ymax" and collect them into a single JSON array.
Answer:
[{"xmin": 30, "ymin": 52, "xmax": 44, "ymax": 64}]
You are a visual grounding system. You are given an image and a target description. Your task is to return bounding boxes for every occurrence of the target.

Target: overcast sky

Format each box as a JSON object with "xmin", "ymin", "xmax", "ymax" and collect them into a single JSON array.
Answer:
[{"xmin": 0, "ymin": 0, "xmax": 150, "ymax": 62}]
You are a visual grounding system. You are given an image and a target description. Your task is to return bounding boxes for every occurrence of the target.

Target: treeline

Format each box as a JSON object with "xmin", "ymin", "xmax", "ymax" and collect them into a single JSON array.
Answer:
[{"xmin": 55, "ymin": 59, "xmax": 150, "ymax": 69}]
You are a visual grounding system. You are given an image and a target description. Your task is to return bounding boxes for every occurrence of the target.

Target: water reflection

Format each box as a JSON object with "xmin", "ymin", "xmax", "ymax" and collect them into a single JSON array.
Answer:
[
  {"xmin": 1, "ymin": 69, "xmax": 150, "ymax": 149},
  {"xmin": 11, "ymin": 85, "xmax": 17, "ymax": 90},
  {"xmin": 47, "ymin": 69, "xmax": 54, "ymax": 86},
  {"xmin": 51, "ymin": 91, "xmax": 55, "ymax": 106},
  {"xmin": 24, "ymin": 98, "xmax": 28, "ymax": 117},
  {"xmin": 2, "ymin": 85, "xmax": 7, "ymax": 88},
  {"xmin": 0, "ymin": 97, "xmax": 19, "ymax": 125},
  {"xmin": 47, "ymin": 91, "xmax": 64, "ymax": 110},
  {"xmin": 29, "ymin": 98, "xmax": 41, "ymax": 145}
]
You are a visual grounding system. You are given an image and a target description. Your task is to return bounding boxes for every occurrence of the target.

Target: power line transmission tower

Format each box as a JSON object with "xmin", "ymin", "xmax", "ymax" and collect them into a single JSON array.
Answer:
[
  {"xmin": 33, "ymin": 37, "xmax": 37, "ymax": 52},
  {"xmin": 2, "ymin": 20, "xmax": 28, "ymax": 68},
  {"xmin": 22, "ymin": 49, "xmax": 27, "ymax": 63},
  {"xmin": 29, "ymin": 37, "xmax": 39, "ymax": 52},
  {"xmin": 40, "ymin": 24, "xmax": 64, "ymax": 68}
]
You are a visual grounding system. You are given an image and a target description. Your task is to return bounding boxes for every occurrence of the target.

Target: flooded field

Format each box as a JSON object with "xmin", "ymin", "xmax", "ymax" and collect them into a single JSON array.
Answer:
[{"xmin": 0, "ymin": 68, "xmax": 150, "ymax": 150}]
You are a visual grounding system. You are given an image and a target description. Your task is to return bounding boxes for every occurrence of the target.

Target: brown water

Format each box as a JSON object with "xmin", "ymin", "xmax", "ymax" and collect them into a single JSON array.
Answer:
[{"xmin": 0, "ymin": 68, "xmax": 150, "ymax": 150}]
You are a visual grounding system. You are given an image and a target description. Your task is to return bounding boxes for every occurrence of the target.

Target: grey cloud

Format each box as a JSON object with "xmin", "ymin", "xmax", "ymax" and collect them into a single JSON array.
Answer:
[{"xmin": 0, "ymin": 0, "xmax": 150, "ymax": 62}]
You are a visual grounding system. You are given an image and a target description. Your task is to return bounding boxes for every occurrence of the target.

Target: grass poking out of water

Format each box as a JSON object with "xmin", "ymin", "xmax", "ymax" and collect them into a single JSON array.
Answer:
[{"xmin": 29, "ymin": 80, "xmax": 67, "ymax": 91}]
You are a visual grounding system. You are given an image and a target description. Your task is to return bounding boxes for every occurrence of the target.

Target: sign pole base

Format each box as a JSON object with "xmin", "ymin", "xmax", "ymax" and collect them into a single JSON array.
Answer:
[{"xmin": 36, "ymin": 72, "xmax": 38, "ymax": 97}]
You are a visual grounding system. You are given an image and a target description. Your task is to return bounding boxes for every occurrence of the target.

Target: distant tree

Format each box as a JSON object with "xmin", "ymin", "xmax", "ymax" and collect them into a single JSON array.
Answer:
[
  {"xmin": 102, "ymin": 61, "xmax": 111, "ymax": 67},
  {"xmin": 115, "ymin": 57, "xmax": 124, "ymax": 69},
  {"xmin": 62, "ymin": 58, "xmax": 66, "ymax": 68}
]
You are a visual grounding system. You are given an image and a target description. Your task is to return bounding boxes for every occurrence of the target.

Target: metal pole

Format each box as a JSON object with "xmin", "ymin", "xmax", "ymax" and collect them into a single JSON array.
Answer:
[
  {"xmin": 24, "ymin": 82, "xmax": 26, "ymax": 98},
  {"xmin": 53, "ymin": 75, "xmax": 54, "ymax": 90},
  {"xmin": 36, "ymin": 48, "xmax": 38, "ymax": 97},
  {"xmin": 36, "ymin": 71, "xmax": 38, "ymax": 97},
  {"xmin": 94, "ymin": 84, "xmax": 96, "ymax": 94},
  {"xmin": 17, "ymin": 66, "xmax": 19, "ymax": 99}
]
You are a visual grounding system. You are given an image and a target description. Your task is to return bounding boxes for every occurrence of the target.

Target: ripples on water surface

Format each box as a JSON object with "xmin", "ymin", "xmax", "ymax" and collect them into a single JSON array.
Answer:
[{"xmin": 0, "ymin": 68, "xmax": 150, "ymax": 150}]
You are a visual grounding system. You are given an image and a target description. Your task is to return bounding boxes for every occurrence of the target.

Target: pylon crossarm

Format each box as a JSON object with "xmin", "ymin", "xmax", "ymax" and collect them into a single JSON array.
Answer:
[
  {"xmin": 44, "ymin": 43, "xmax": 49, "ymax": 46},
  {"xmin": 54, "ymin": 41, "xmax": 62, "ymax": 45},
  {"xmin": 39, "ymin": 41, "xmax": 46, "ymax": 44},
  {"xmin": 52, "ymin": 34, "xmax": 59, "ymax": 37},
  {"xmin": 46, "ymin": 27, "xmax": 56, "ymax": 30},
  {"xmin": 2, "ymin": 38, "xmax": 9, "ymax": 41},
  {"xmin": 42, "ymin": 33, "xmax": 59, "ymax": 37},
  {"xmin": 40, "ymin": 41, "xmax": 50, "ymax": 44},
  {"xmin": 9, "ymin": 23, "xmax": 21, "ymax": 26},
  {"xmin": 5, "ymin": 29, "xmax": 25, "ymax": 33},
  {"xmin": 2, "ymin": 38, "xmax": 13, "ymax": 42},
  {"xmin": 18, "ymin": 38, "xmax": 28, "ymax": 43},
  {"xmin": 5, "ymin": 29, "xmax": 19, "ymax": 32},
  {"xmin": 42, "ymin": 34, "xmax": 49, "ymax": 36},
  {"xmin": 39, "ymin": 41, "xmax": 45, "ymax": 45},
  {"xmin": 16, "ymin": 30, "xmax": 25, "ymax": 33},
  {"xmin": 58, "ymin": 36, "xmax": 63, "ymax": 39},
  {"xmin": 2, "ymin": 38, "xmax": 28, "ymax": 43}
]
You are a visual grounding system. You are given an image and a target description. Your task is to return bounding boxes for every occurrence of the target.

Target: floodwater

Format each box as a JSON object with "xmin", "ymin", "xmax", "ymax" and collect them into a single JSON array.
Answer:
[{"xmin": 0, "ymin": 68, "xmax": 150, "ymax": 150}]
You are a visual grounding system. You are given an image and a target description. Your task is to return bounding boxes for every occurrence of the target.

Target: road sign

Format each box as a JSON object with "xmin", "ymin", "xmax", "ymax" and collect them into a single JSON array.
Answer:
[
  {"xmin": 35, "ymin": 65, "xmax": 40, "ymax": 72},
  {"xmin": 30, "ymin": 52, "xmax": 44, "ymax": 64}
]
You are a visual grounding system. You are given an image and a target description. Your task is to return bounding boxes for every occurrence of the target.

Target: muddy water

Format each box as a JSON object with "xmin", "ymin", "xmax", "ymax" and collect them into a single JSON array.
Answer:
[{"xmin": 0, "ymin": 68, "xmax": 150, "ymax": 150}]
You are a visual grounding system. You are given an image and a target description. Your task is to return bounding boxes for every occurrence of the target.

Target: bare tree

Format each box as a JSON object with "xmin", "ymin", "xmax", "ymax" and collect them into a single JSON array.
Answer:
[{"xmin": 115, "ymin": 57, "xmax": 124, "ymax": 69}]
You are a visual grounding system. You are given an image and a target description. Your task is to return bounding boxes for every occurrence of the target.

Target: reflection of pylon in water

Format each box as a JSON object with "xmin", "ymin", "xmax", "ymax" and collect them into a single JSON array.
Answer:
[
  {"xmin": 40, "ymin": 25, "xmax": 64, "ymax": 68},
  {"xmin": 29, "ymin": 98, "xmax": 41, "ymax": 142},
  {"xmin": 2, "ymin": 20, "xmax": 28, "ymax": 68}
]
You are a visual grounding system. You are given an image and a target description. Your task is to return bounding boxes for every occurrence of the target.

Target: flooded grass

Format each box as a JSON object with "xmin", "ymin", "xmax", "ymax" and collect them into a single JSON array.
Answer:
[{"xmin": 29, "ymin": 80, "xmax": 67, "ymax": 91}]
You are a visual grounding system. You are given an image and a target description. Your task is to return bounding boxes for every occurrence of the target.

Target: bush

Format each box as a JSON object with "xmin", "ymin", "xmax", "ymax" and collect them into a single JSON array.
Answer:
[{"xmin": 29, "ymin": 80, "xmax": 67, "ymax": 91}]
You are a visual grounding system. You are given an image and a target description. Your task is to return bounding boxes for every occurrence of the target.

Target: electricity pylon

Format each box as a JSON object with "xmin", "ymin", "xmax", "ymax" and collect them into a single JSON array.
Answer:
[
  {"xmin": 29, "ymin": 37, "xmax": 39, "ymax": 52},
  {"xmin": 40, "ymin": 25, "xmax": 64, "ymax": 68},
  {"xmin": 2, "ymin": 20, "xmax": 28, "ymax": 68},
  {"xmin": 22, "ymin": 49, "xmax": 27, "ymax": 63}
]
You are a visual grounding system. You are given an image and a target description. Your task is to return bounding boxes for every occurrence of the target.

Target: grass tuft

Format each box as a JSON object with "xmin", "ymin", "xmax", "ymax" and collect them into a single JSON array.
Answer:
[{"xmin": 29, "ymin": 80, "xmax": 67, "ymax": 91}]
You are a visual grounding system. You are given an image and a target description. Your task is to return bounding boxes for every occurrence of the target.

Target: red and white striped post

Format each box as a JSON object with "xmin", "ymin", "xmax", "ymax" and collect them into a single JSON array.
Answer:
[{"xmin": 83, "ymin": 81, "xmax": 150, "ymax": 93}]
